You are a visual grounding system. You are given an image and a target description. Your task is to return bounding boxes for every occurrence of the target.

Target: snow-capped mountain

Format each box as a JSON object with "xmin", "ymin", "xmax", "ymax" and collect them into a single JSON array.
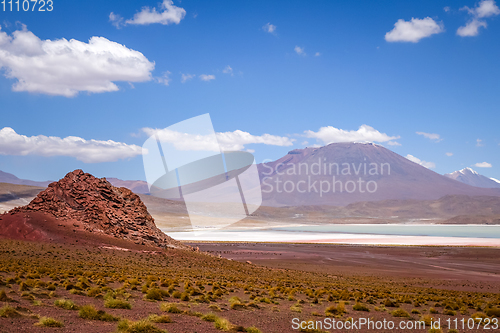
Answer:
[{"xmin": 444, "ymin": 167, "xmax": 500, "ymax": 189}]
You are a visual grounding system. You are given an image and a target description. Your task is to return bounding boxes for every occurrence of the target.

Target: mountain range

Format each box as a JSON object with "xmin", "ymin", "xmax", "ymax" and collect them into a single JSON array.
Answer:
[
  {"xmin": 445, "ymin": 167, "xmax": 500, "ymax": 189},
  {"xmin": 257, "ymin": 143, "xmax": 500, "ymax": 206},
  {"xmin": 1, "ymin": 142, "xmax": 500, "ymax": 207}
]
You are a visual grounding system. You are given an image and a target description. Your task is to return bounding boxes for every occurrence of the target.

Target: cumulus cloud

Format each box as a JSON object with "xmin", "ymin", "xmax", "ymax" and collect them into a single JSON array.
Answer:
[
  {"xmin": 304, "ymin": 125, "xmax": 400, "ymax": 145},
  {"xmin": 199, "ymin": 74, "xmax": 215, "ymax": 82},
  {"xmin": 457, "ymin": 0, "xmax": 500, "ymax": 36},
  {"xmin": 142, "ymin": 128, "xmax": 295, "ymax": 151},
  {"xmin": 263, "ymin": 23, "xmax": 276, "ymax": 34},
  {"xmin": 475, "ymin": 162, "xmax": 492, "ymax": 168},
  {"xmin": 181, "ymin": 73, "xmax": 195, "ymax": 83},
  {"xmin": 406, "ymin": 154, "xmax": 436, "ymax": 169},
  {"xmin": 111, "ymin": 0, "xmax": 186, "ymax": 27},
  {"xmin": 0, "ymin": 26, "xmax": 154, "ymax": 97},
  {"xmin": 385, "ymin": 17, "xmax": 444, "ymax": 43},
  {"xmin": 294, "ymin": 46, "xmax": 306, "ymax": 56},
  {"xmin": 446, "ymin": 152, "xmax": 453, "ymax": 156},
  {"xmin": 155, "ymin": 71, "xmax": 171, "ymax": 86},
  {"xmin": 0, "ymin": 127, "xmax": 142, "ymax": 163},
  {"xmin": 476, "ymin": 139, "xmax": 484, "ymax": 147},
  {"xmin": 222, "ymin": 65, "xmax": 233, "ymax": 75},
  {"xmin": 416, "ymin": 131, "xmax": 442, "ymax": 141},
  {"xmin": 387, "ymin": 141, "xmax": 402, "ymax": 146}
]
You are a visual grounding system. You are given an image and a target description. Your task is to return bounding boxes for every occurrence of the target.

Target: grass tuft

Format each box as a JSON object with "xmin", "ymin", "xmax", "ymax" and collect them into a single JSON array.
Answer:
[{"xmin": 35, "ymin": 316, "xmax": 64, "ymax": 327}]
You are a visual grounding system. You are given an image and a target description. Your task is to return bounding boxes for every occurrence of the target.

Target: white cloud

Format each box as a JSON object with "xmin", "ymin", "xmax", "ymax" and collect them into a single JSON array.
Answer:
[
  {"xmin": 387, "ymin": 141, "xmax": 402, "ymax": 146},
  {"xmin": 457, "ymin": 0, "xmax": 500, "ymax": 36},
  {"xmin": 263, "ymin": 23, "xmax": 276, "ymax": 34},
  {"xmin": 142, "ymin": 128, "xmax": 295, "ymax": 151},
  {"xmin": 475, "ymin": 162, "xmax": 492, "ymax": 168},
  {"xmin": 222, "ymin": 65, "xmax": 233, "ymax": 76},
  {"xmin": 444, "ymin": 6, "xmax": 451, "ymax": 12},
  {"xmin": 156, "ymin": 71, "xmax": 171, "ymax": 86},
  {"xmin": 416, "ymin": 131, "xmax": 442, "ymax": 141},
  {"xmin": 0, "ymin": 26, "xmax": 154, "ymax": 97},
  {"xmin": 314, "ymin": 52, "xmax": 321, "ymax": 57},
  {"xmin": 112, "ymin": 0, "xmax": 186, "ymax": 27},
  {"xmin": 294, "ymin": 46, "xmax": 306, "ymax": 56},
  {"xmin": 406, "ymin": 154, "xmax": 436, "ymax": 169},
  {"xmin": 109, "ymin": 12, "xmax": 124, "ymax": 28},
  {"xmin": 476, "ymin": 138, "xmax": 484, "ymax": 147},
  {"xmin": 181, "ymin": 73, "xmax": 195, "ymax": 83},
  {"xmin": 199, "ymin": 74, "xmax": 215, "ymax": 82},
  {"xmin": 0, "ymin": 127, "xmax": 142, "ymax": 163},
  {"xmin": 457, "ymin": 18, "xmax": 488, "ymax": 36},
  {"xmin": 446, "ymin": 152, "xmax": 453, "ymax": 156},
  {"xmin": 304, "ymin": 125, "xmax": 400, "ymax": 145},
  {"xmin": 385, "ymin": 17, "xmax": 444, "ymax": 43}
]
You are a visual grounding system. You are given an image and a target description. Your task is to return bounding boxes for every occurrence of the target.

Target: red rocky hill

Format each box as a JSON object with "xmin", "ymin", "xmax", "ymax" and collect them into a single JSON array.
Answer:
[{"xmin": 3, "ymin": 170, "xmax": 188, "ymax": 249}]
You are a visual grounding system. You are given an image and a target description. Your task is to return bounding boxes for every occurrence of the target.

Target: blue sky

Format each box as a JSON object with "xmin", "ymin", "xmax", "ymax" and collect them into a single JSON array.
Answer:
[{"xmin": 0, "ymin": 0, "xmax": 499, "ymax": 182}]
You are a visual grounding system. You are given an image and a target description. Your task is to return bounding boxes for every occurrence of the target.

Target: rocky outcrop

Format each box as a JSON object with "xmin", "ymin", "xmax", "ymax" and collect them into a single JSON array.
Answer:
[{"xmin": 10, "ymin": 170, "xmax": 187, "ymax": 249}]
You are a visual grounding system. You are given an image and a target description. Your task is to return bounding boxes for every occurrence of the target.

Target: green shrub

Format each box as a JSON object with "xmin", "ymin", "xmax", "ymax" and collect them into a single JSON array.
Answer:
[
  {"xmin": 353, "ymin": 302, "xmax": 370, "ymax": 312},
  {"xmin": 105, "ymin": 298, "xmax": 132, "ymax": 309},
  {"xmin": 0, "ymin": 290, "xmax": 11, "ymax": 302},
  {"xmin": 486, "ymin": 307, "xmax": 500, "ymax": 317},
  {"xmin": 201, "ymin": 313, "xmax": 218, "ymax": 322},
  {"xmin": 444, "ymin": 309, "xmax": 456, "ymax": 316},
  {"xmin": 160, "ymin": 302, "xmax": 182, "ymax": 314},
  {"xmin": 246, "ymin": 326, "xmax": 262, "ymax": 333},
  {"xmin": 87, "ymin": 287, "xmax": 102, "ymax": 298},
  {"xmin": 35, "ymin": 317, "xmax": 64, "ymax": 327},
  {"xmin": 54, "ymin": 299, "xmax": 78, "ymax": 310},
  {"xmin": 146, "ymin": 288, "xmax": 163, "ymax": 301},
  {"xmin": 78, "ymin": 304, "xmax": 119, "ymax": 321},
  {"xmin": 391, "ymin": 308, "xmax": 410, "ymax": 318},
  {"xmin": 148, "ymin": 314, "xmax": 172, "ymax": 323},
  {"xmin": 116, "ymin": 319, "xmax": 167, "ymax": 333},
  {"xmin": 0, "ymin": 305, "xmax": 21, "ymax": 318},
  {"xmin": 214, "ymin": 317, "xmax": 232, "ymax": 331}
]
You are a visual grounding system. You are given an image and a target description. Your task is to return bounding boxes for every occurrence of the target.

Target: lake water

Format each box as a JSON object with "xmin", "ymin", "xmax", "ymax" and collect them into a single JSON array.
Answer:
[{"xmin": 165, "ymin": 224, "xmax": 500, "ymax": 245}]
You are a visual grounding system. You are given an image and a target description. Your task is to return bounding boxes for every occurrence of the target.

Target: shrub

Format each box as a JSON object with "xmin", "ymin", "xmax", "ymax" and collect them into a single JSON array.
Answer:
[
  {"xmin": 391, "ymin": 308, "xmax": 410, "ymax": 318},
  {"xmin": 384, "ymin": 299, "xmax": 398, "ymax": 307},
  {"xmin": 54, "ymin": 299, "xmax": 78, "ymax": 310},
  {"xmin": 353, "ymin": 302, "xmax": 370, "ymax": 312},
  {"xmin": 246, "ymin": 327, "xmax": 262, "ymax": 333},
  {"xmin": 0, "ymin": 305, "xmax": 21, "ymax": 318},
  {"xmin": 430, "ymin": 307, "xmax": 438, "ymax": 314},
  {"xmin": 325, "ymin": 302, "xmax": 345, "ymax": 316},
  {"xmin": 486, "ymin": 307, "xmax": 500, "ymax": 317},
  {"xmin": 146, "ymin": 288, "xmax": 163, "ymax": 301},
  {"xmin": 290, "ymin": 303, "xmax": 302, "ymax": 313},
  {"xmin": 78, "ymin": 304, "xmax": 119, "ymax": 321},
  {"xmin": 209, "ymin": 304, "xmax": 222, "ymax": 312},
  {"xmin": 421, "ymin": 315, "xmax": 433, "ymax": 326},
  {"xmin": 35, "ymin": 317, "xmax": 64, "ymax": 327},
  {"xmin": 180, "ymin": 292, "xmax": 190, "ymax": 301},
  {"xmin": 148, "ymin": 314, "xmax": 172, "ymax": 323},
  {"xmin": 87, "ymin": 287, "xmax": 102, "ymax": 298},
  {"xmin": 160, "ymin": 302, "xmax": 182, "ymax": 314},
  {"xmin": 202, "ymin": 313, "xmax": 218, "ymax": 322},
  {"xmin": 214, "ymin": 317, "xmax": 233, "ymax": 331},
  {"xmin": 411, "ymin": 309, "xmax": 420, "ymax": 314},
  {"xmin": 105, "ymin": 298, "xmax": 132, "ymax": 309},
  {"xmin": 0, "ymin": 290, "xmax": 11, "ymax": 302},
  {"xmin": 428, "ymin": 329, "xmax": 442, "ymax": 333},
  {"xmin": 116, "ymin": 319, "xmax": 166, "ymax": 333},
  {"xmin": 444, "ymin": 309, "xmax": 456, "ymax": 316}
]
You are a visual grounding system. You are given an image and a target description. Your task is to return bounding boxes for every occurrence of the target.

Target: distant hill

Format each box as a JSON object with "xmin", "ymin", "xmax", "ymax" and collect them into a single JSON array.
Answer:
[
  {"xmin": 0, "ymin": 170, "xmax": 150, "ymax": 194},
  {"xmin": 257, "ymin": 142, "xmax": 500, "ymax": 206},
  {"xmin": 107, "ymin": 178, "xmax": 150, "ymax": 194},
  {"xmin": 0, "ymin": 170, "xmax": 52, "ymax": 187},
  {"xmin": 444, "ymin": 167, "xmax": 500, "ymax": 189}
]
